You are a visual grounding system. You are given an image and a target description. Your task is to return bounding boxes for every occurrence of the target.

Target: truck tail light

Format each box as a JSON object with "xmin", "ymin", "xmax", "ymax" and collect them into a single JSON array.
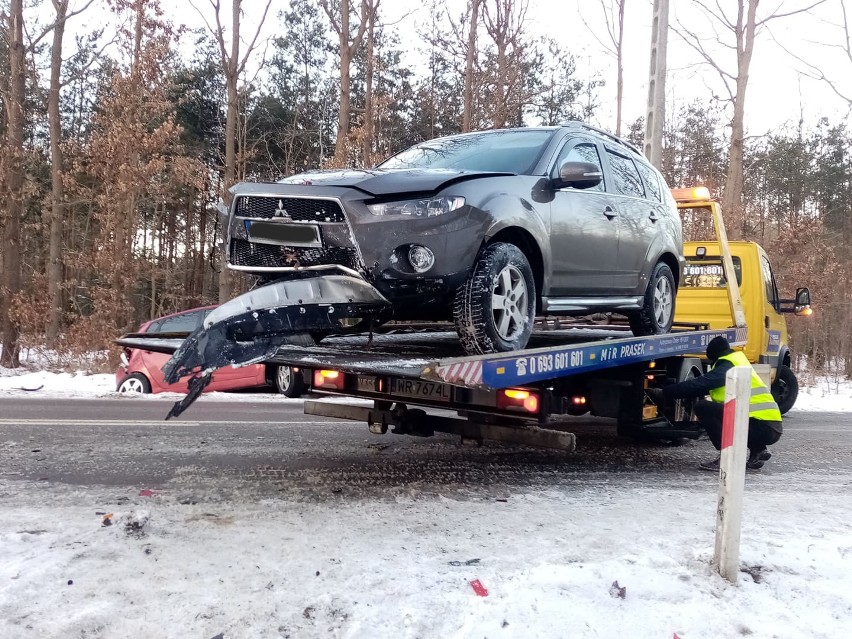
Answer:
[
  {"xmin": 497, "ymin": 388, "xmax": 540, "ymax": 414},
  {"xmin": 314, "ymin": 369, "xmax": 345, "ymax": 390}
]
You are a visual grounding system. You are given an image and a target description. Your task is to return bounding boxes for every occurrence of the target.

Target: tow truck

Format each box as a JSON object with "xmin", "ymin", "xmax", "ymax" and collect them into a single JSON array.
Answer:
[{"xmin": 117, "ymin": 188, "xmax": 811, "ymax": 452}]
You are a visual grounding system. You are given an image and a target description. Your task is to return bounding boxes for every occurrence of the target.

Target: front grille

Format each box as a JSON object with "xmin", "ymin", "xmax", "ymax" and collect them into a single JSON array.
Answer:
[
  {"xmin": 230, "ymin": 239, "xmax": 361, "ymax": 271},
  {"xmin": 235, "ymin": 196, "xmax": 346, "ymax": 223}
]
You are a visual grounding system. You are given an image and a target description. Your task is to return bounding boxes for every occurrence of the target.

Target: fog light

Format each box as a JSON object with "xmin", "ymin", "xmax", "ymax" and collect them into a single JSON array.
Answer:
[{"xmin": 408, "ymin": 245, "xmax": 435, "ymax": 273}]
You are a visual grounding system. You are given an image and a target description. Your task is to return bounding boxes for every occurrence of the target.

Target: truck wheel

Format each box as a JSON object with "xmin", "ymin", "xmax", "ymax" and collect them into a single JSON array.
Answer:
[
  {"xmin": 273, "ymin": 365, "xmax": 305, "ymax": 398},
  {"xmin": 117, "ymin": 373, "xmax": 151, "ymax": 393},
  {"xmin": 453, "ymin": 242, "xmax": 536, "ymax": 355},
  {"xmin": 629, "ymin": 262, "xmax": 675, "ymax": 336},
  {"xmin": 771, "ymin": 364, "xmax": 798, "ymax": 415}
]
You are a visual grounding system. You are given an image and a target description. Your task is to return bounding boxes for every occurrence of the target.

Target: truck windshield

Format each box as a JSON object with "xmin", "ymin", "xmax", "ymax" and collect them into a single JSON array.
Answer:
[
  {"xmin": 682, "ymin": 257, "xmax": 742, "ymax": 288},
  {"xmin": 377, "ymin": 129, "xmax": 555, "ymax": 175}
]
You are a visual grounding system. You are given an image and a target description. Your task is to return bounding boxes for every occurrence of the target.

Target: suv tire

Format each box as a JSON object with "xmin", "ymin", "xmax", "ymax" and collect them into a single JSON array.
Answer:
[
  {"xmin": 629, "ymin": 262, "xmax": 676, "ymax": 336},
  {"xmin": 453, "ymin": 242, "xmax": 536, "ymax": 355}
]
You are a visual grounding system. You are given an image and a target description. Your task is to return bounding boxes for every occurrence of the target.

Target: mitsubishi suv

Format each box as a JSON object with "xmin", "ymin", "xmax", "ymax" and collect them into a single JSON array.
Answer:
[{"xmin": 224, "ymin": 122, "xmax": 684, "ymax": 355}]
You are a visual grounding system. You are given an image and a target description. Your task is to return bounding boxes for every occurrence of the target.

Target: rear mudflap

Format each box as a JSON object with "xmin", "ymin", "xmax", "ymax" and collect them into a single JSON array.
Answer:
[{"xmin": 162, "ymin": 275, "xmax": 389, "ymax": 418}]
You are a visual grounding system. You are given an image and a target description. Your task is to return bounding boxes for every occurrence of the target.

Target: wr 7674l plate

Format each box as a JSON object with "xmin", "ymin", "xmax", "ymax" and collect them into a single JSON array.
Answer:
[{"xmin": 390, "ymin": 378, "xmax": 452, "ymax": 402}]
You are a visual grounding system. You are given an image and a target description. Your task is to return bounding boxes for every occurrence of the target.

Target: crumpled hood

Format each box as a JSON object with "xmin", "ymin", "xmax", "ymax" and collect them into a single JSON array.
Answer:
[{"xmin": 274, "ymin": 167, "xmax": 510, "ymax": 196}]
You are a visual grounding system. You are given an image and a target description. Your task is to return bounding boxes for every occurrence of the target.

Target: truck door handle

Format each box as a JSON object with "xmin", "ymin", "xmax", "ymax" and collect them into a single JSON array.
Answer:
[{"xmin": 603, "ymin": 206, "xmax": 617, "ymax": 219}]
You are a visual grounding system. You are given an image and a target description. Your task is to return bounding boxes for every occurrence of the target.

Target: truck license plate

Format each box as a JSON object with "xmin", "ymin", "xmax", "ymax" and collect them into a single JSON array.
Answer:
[{"xmin": 390, "ymin": 378, "xmax": 451, "ymax": 402}]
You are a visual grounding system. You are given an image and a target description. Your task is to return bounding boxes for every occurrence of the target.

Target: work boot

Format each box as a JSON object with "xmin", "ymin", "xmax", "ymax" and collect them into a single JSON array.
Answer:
[
  {"xmin": 698, "ymin": 455, "xmax": 720, "ymax": 471},
  {"xmin": 747, "ymin": 448, "xmax": 767, "ymax": 470}
]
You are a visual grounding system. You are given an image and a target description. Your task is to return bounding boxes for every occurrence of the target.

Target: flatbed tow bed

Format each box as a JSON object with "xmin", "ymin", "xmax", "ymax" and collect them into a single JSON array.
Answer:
[{"xmin": 250, "ymin": 325, "xmax": 745, "ymax": 451}]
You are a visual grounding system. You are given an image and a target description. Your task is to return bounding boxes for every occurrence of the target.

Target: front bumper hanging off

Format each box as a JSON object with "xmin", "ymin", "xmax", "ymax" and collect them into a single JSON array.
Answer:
[{"xmin": 161, "ymin": 274, "xmax": 390, "ymax": 418}]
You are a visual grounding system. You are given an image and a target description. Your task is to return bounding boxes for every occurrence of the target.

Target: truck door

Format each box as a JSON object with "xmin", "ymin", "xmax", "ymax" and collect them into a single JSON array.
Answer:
[
  {"xmin": 548, "ymin": 139, "xmax": 619, "ymax": 295},
  {"xmin": 759, "ymin": 252, "xmax": 786, "ymax": 370}
]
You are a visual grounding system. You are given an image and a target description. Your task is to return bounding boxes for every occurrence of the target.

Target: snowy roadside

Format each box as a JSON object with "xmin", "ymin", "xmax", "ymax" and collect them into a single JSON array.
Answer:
[
  {"xmin": 1, "ymin": 473, "xmax": 850, "ymax": 638},
  {"xmin": 1, "ymin": 366, "xmax": 851, "ymax": 412}
]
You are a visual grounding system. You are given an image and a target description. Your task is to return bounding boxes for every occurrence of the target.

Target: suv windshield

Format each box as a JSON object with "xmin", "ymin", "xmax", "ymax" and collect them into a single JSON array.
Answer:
[{"xmin": 378, "ymin": 129, "xmax": 555, "ymax": 174}]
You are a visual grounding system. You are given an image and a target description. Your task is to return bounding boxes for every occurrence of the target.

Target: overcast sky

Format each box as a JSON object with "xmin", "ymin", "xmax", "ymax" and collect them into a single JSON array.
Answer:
[{"xmin": 81, "ymin": 0, "xmax": 852, "ymax": 135}]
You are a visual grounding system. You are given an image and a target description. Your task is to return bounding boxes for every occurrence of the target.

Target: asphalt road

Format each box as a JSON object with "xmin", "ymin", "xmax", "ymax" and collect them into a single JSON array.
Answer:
[{"xmin": 1, "ymin": 396, "xmax": 849, "ymax": 500}]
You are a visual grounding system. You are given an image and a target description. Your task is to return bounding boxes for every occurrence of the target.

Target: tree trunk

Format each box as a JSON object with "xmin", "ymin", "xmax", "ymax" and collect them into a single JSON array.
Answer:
[
  {"xmin": 462, "ymin": 0, "xmax": 481, "ymax": 132},
  {"xmin": 0, "ymin": 0, "xmax": 26, "ymax": 367},
  {"xmin": 362, "ymin": 11, "xmax": 375, "ymax": 166},
  {"xmin": 47, "ymin": 0, "xmax": 69, "ymax": 344},
  {"xmin": 721, "ymin": 0, "xmax": 758, "ymax": 238},
  {"xmin": 334, "ymin": 0, "xmax": 353, "ymax": 165},
  {"xmin": 219, "ymin": 0, "xmax": 242, "ymax": 303}
]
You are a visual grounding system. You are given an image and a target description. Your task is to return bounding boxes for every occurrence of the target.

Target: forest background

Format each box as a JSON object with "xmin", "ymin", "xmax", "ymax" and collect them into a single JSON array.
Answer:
[{"xmin": 0, "ymin": 0, "xmax": 850, "ymax": 378}]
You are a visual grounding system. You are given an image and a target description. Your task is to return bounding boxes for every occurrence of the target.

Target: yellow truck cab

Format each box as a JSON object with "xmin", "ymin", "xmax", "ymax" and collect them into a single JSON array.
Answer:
[{"xmin": 671, "ymin": 188, "xmax": 812, "ymax": 414}]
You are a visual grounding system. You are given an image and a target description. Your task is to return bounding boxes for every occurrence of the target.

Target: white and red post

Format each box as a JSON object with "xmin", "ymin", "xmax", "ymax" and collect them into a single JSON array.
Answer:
[{"xmin": 713, "ymin": 366, "xmax": 751, "ymax": 584}]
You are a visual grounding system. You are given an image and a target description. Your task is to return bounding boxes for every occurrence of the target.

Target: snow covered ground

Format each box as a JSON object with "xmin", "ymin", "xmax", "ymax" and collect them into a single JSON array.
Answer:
[{"xmin": 1, "ymin": 361, "xmax": 850, "ymax": 638}]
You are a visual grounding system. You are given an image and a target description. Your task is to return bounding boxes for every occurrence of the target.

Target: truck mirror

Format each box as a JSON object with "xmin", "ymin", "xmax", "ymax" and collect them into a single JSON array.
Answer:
[
  {"xmin": 556, "ymin": 161, "xmax": 603, "ymax": 190},
  {"xmin": 794, "ymin": 287, "xmax": 812, "ymax": 316},
  {"xmin": 779, "ymin": 286, "xmax": 812, "ymax": 315}
]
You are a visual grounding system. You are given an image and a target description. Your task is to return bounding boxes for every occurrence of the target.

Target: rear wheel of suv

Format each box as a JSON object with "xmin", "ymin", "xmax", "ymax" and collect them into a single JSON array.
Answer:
[
  {"xmin": 453, "ymin": 242, "xmax": 536, "ymax": 355},
  {"xmin": 629, "ymin": 262, "xmax": 676, "ymax": 336}
]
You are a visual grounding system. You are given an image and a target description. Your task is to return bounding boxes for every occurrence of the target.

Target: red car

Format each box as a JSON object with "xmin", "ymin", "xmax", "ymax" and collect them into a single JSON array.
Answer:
[{"xmin": 116, "ymin": 306, "xmax": 306, "ymax": 396}]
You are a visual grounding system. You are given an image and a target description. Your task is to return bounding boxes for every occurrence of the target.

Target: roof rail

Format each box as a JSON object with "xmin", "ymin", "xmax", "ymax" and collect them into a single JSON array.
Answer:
[{"xmin": 562, "ymin": 121, "xmax": 644, "ymax": 157}]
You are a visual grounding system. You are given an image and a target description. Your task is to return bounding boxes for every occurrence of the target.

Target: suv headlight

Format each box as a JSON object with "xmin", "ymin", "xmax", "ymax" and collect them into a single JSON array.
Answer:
[{"xmin": 367, "ymin": 196, "xmax": 465, "ymax": 217}]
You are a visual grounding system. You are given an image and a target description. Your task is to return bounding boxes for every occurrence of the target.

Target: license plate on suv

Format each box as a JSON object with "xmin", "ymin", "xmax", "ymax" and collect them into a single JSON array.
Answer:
[{"xmin": 246, "ymin": 221, "xmax": 322, "ymax": 247}]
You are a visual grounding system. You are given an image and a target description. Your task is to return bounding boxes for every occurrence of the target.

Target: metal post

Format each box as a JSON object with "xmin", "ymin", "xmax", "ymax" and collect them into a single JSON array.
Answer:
[
  {"xmin": 643, "ymin": 0, "xmax": 669, "ymax": 169},
  {"xmin": 713, "ymin": 366, "xmax": 751, "ymax": 583}
]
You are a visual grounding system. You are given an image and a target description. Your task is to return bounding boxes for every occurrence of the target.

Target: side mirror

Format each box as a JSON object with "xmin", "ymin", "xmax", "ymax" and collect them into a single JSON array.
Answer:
[
  {"xmin": 555, "ymin": 161, "xmax": 603, "ymax": 190},
  {"xmin": 779, "ymin": 286, "xmax": 813, "ymax": 316}
]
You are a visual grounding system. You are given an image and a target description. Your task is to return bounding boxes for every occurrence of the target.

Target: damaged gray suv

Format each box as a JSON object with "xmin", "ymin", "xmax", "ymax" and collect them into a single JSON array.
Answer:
[{"xmin": 224, "ymin": 123, "xmax": 684, "ymax": 355}]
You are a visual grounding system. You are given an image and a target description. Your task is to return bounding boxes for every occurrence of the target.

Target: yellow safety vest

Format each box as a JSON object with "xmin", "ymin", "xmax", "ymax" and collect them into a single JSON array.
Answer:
[{"xmin": 708, "ymin": 351, "xmax": 782, "ymax": 421}]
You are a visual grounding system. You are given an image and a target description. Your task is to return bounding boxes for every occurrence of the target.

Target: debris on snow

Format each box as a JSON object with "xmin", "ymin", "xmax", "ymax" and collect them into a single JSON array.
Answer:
[
  {"xmin": 609, "ymin": 580, "xmax": 627, "ymax": 599},
  {"xmin": 470, "ymin": 579, "xmax": 488, "ymax": 597}
]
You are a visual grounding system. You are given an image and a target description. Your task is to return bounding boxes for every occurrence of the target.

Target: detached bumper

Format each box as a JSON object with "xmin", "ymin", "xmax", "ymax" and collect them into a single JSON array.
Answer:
[{"xmin": 162, "ymin": 275, "xmax": 390, "ymax": 385}]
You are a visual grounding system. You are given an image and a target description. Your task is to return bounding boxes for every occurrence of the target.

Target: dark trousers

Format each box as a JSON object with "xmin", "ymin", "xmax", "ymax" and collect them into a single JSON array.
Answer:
[{"xmin": 694, "ymin": 399, "xmax": 783, "ymax": 452}]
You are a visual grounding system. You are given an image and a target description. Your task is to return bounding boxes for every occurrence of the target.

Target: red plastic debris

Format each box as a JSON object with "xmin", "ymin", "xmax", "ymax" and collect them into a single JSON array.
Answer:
[
  {"xmin": 470, "ymin": 579, "xmax": 489, "ymax": 597},
  {"xmin": 139, "ymin": 489, "xmax": 155, "ymax": 497},
  {"xmin": 673, "ymin": 634, "xmax": 682, "ymax": 639}
]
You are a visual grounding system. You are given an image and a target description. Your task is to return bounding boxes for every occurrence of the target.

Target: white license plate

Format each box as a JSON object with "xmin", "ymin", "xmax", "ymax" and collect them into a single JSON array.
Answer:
[
  {"xmin": 247, "ymin": 221, "xmax": 321, "ymax": 247},
  {"xmin": 390, "ymin": 379, "xmax": 451, "ymax": 402}
]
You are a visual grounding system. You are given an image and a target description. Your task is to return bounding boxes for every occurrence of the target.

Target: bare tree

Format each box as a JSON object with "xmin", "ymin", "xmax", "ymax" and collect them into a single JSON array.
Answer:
[
  {"xmin": 676, "ymin": 0, "xmax": 827, "ymax": 235},
  {"xmin": 0, "ymin": 0, "xmax": 26, "ymax": 367},
  {"xmin": 582, "ymin": 0, "xmax": 627, "ymax": 135},
  {"xmin": 193, "ymin": 0, "xmax": 272, "ymax": 302},
  {"xmin": 775, "ymin": 0, "xmax": 852, "ymax": 112},
  {"xmin": 482, "ymin": 0, "xmax": 529, "ymax": 129},
  {"xmin": 462, "ymin": 0, "xmax": 482, "ymax": 132},
  {"xmin": 45, "ymin": 0, "xmax": 96, "ymax": 343},
  {"xmin": 320, "ymin": 0, "xmax": 379, "ymax": 165}
]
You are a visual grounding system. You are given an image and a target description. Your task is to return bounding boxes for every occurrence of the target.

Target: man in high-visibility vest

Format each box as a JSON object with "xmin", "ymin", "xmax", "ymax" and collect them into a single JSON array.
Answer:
[{"xmin": 651, "ymin": 336, "xmax": 783, "ymax": 471}]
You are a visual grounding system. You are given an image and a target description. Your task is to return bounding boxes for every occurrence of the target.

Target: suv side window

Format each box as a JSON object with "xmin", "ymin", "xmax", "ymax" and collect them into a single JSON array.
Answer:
[
  {"xmin": 606, "ymin": 149, "xmax": 645, "ymax": 198},
  {"xmin": 157, "ymin": 310, "xmax": 204, "ymax": 333},
  {"xmin": 552, "ymin": 140, "xmax": 605, "ymax": 192},
  {"xmin": 636, "ymin": 162, "xmax": 662, "ymax": 202}
]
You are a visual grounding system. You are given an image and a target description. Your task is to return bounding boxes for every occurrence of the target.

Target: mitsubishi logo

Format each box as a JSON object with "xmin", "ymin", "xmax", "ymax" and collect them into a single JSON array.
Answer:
[{"xmin": 273, "ymin": 200, "xmax": 290, "ymax": 219}]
